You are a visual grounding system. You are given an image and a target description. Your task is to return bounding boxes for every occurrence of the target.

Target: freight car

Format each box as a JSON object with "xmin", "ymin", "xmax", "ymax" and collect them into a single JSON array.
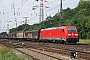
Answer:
[
  {"xmin": 8, "ymin": 32, "xmax": 17, "ymax": 39},
  {"xmin": 24, "ymin": 29, "xmax": 40, "ymax": 41},
  {"xmin": 0, "ymin": 26, "xmax": 79, "ymax": 44},
  {"xmin": 0, "ymin": 35, "xmax": 3, "ymax": 39},
  {"xmin": 8, "ymin": 29, "xmax": 41, "ymax": 41},
  {"xmin": 3, "ymin": 34, "xmax": 8, "ymax": 39}
]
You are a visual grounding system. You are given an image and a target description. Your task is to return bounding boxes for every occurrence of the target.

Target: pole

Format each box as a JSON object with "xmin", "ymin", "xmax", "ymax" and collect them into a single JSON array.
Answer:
[
  {"xmin": 7, "ymin": 24, "xmax": 9, "ymax": 34},
  {"xmin": 40, "ymin": 0, "xmax": 44, "ymax": 28},
  {"xmin": 39, "ymin": 7, "xmax": 41, "ymax": 28},
  {"xmin": 13, "ymin": 0, "xmax": 15, "ymax": 15},
  {"xmin": 8, "ymin": 21, "xmax": 12, "ymax": 34},
  {"xmin": 15, "ymin": 18, "xmax": 17, "ymax": 31},
  {"xmin": 60, "ymin": 0, "xmax": 63, "ymax": 26},
  {"xmin": 23, "ymin": 17, "xmax": 29, "ymax": 30},
  {"xmin": 15, "ymin": 18, "xmax": 17, "ymax": 28}
]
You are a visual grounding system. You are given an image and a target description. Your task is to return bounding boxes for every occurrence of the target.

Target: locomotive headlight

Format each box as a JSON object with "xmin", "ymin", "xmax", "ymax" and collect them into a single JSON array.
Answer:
[
  {"xmin": 75, "ymin": 34, "xmax": 78, "ymax": 36},
  {"xmin": 68, "ymin": 34, "xmax": 71, "ymax": 36}
]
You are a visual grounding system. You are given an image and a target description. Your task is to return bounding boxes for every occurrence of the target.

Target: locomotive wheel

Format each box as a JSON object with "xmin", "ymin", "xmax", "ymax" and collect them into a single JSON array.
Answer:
[
  {"xmin": 55, "ymin": 40, "xmax": 59, "ymax": 43},
  {"xmin": 65, "ymin": 41, "xmax": 69, "ymax": 44},
  {"xmin": 60, "ymin": 40, "xmax": 64, "ymax": 44}
]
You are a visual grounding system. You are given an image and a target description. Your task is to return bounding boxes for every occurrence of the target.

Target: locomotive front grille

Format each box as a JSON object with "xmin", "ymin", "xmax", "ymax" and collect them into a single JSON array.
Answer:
[{"xmin": 67, "ymin": 38, "xmax": 79, "ymax": 43}]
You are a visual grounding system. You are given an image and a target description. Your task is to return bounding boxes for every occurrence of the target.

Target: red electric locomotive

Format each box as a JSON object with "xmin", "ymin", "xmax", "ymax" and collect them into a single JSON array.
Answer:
[{"xmin": 40, "ymin": 26, "xmax": 79, "ymax": 44}]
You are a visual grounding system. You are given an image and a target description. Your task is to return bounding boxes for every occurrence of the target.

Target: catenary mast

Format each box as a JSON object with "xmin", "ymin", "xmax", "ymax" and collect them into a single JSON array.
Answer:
[{"xmin": 60, "ymin": 0, "xmax": 63, "ymax": 26}]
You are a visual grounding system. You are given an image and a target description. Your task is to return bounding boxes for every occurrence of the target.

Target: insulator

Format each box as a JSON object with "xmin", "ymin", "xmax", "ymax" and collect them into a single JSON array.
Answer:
[
  {"xmin": 32, "ymin": 8, "xmax": 36, "ymax": 10},
  {"xmin": 40, "ymin": 4, "xmax": 43, "ymax": 7},
  {"xmin": 45, "ymin": 0, "xmax": 48, "ymax": 2},
  {"xmin": 36, "ymin": 0, "xmax": 39, "ymax": 1},
  {"xmin": 14, "ymin": 12, "xmax": 15, "ymax": 15},
  {"xmin": 45, "ymin": 6, "xmax": 49, "ymax": 8}
]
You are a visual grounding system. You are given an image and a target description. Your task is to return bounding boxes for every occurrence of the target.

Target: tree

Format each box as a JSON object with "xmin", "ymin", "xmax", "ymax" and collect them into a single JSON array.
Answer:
[{"xmin": 0, "ymin": 32, "xmax": 7, "ymax": 35}]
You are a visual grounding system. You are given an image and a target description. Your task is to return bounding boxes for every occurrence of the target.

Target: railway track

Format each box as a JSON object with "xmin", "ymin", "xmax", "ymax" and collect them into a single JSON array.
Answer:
[
  {"xmin": 0, "ymin": 39, "xmax": 90, "ymax": 60},
  {"xmin": 0, "ymin": 39, "xmax": 63, "ymax": 60}
]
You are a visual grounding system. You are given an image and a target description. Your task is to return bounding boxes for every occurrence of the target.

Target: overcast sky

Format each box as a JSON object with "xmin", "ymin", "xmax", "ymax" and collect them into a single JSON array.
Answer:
[{"xmin": 0, "ymin": 0, "xmax": 80, "ymax": 33}]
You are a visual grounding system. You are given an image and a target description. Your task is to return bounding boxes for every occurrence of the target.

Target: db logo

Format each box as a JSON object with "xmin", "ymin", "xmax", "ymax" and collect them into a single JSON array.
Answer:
[{"xmin": 72, "ymin": 33, "xmax": 74, "ymax": 36}]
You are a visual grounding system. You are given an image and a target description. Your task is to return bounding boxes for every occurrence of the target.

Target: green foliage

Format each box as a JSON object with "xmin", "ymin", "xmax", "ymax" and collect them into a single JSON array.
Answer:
[
  {"xmin": 43, "ymin": 16, "xmax": 54, "ymax": 28},
  {"xmin": 63, "ymin": 8, "xmax": 75, "ymax": 20},
  {"xmin": 0, "ymin": 48, "xmax": 32, "ymax": 60},
  {"xmin": 66, "ymin": 1, "xmax": 90, "ymax": 39},
  {"xmin": 9, "ymin": 28, "xmax": 17, "ymax": 33},
  {"xmin": 0, "ymin": 48, "xmax": 22, "ymax": 60},
  {"xmin": 78, "ymin": 39, "xmax": 90, "ymax": 44},
  {"xmin": 0, "ymin": 32, "xmax": 7, "ymax": 35},
  {"xmin": 17, "ymin": 24, "xmax": 30, "ymax": 31}
]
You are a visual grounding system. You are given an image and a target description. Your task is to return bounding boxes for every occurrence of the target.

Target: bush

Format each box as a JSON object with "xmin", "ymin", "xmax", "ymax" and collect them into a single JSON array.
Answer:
[{"xmin": 0, "ymin": 47, "xmax": 32, "ymax": 60}]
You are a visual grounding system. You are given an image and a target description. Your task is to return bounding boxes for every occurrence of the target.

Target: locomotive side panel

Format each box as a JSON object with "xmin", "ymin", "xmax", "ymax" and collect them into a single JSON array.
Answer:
[
  {"xmin": 40, "ymin": 28, "xmax": 65, "ymax": 39},
  {"xmin": 40, "ymin": 27, "xmax": 66, "ymax": 43}
]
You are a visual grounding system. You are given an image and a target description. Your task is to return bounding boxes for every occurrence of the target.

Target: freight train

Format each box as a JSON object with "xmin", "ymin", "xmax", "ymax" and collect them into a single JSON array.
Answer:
[{"xmin": 0, "ymin": 26, "xmax": 79, "ymax": 44}]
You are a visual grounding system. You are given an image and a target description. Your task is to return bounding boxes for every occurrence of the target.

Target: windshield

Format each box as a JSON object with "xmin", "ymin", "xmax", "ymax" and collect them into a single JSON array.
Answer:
[{"xmin": 67, "ymin": 28, "xmax": 77, "ymax": 32}]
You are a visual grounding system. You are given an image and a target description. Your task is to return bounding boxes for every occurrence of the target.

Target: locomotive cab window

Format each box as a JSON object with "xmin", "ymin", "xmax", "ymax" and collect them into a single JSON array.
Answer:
[
  {"xmin": 62, "ymin": 29, "xmax": 64, "ymax": 32},
  {"xmin": 67, "ymin": 28, "xmax": 77, "ymax": 32}
]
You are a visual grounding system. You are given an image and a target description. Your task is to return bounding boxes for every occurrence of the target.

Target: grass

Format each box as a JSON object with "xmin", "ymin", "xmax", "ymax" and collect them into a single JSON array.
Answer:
[
  {"xmin": 0, "ymin": 46, "xmax": 32, "ymax": 60},
  {"xmin": 78, "ymin": 39, "xmax": 90, "ymax": 44}
]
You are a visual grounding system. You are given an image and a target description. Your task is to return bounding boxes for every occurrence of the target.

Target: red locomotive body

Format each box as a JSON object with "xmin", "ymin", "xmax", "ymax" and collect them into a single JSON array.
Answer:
[{"xmin": 40, "ymin": 26, "xmax": 79, "ymax": 43}]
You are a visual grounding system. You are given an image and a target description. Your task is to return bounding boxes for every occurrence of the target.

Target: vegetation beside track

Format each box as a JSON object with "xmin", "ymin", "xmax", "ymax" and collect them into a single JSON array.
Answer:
[
  {"xmin": 0, "ymin": 46, "xmax": 32, "ymax": 60},
  {"xmin": 78, "ymin": 39, "xmax": 90, "ymax": 44}
]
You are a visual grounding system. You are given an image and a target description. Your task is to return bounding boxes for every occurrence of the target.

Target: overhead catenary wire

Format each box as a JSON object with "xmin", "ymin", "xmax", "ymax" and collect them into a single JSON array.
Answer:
[
  {"xmin": 1, "ymin": 0, "xmax": 73, "ymax": 20},
  {"xmin": 10, "ymin": 0, "xmax": 71, "ymax": 19},
  {"xmin": 7, "ymin": 0, "xmax": 36, "ymax": 20},
  {"xmin": 0, "ymin": 0, "xmax": 80, "ymax": 33},
  {"xmin": 17, "ymin": 0, "xmax": 29, "ymax": 11}
]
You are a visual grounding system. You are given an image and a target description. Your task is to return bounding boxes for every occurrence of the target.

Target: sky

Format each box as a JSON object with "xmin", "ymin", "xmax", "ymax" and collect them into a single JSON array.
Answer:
[{"xmin": 0, "ymin": 0, "xmax": 80, "ymax": 33}]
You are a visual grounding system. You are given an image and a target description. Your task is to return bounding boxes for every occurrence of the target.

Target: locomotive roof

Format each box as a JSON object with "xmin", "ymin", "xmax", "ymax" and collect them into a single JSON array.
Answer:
[{"xmin": 41, "ymin": 26, "xmax": 76, "ymax": 30}]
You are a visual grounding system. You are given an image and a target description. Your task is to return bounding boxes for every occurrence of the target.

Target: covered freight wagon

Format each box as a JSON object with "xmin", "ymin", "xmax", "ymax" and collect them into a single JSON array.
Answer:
[
  {"xmin": 8, "ymin": 32, "xmax": 17, "ymax": 39},
  {"xmin": 24, "ymin": 29, "xmax": 41, "ymax": 41},
  {"xmin": 3, "ymin": 34, "xmax": 8, "ymax": 39},
  {"xmin": 16, "ymin": 30, "xmax": 25, "ymax": 40},
  {"xmin": 0, "ymin": 35, "xmax": 3, "ymax": 39}
]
